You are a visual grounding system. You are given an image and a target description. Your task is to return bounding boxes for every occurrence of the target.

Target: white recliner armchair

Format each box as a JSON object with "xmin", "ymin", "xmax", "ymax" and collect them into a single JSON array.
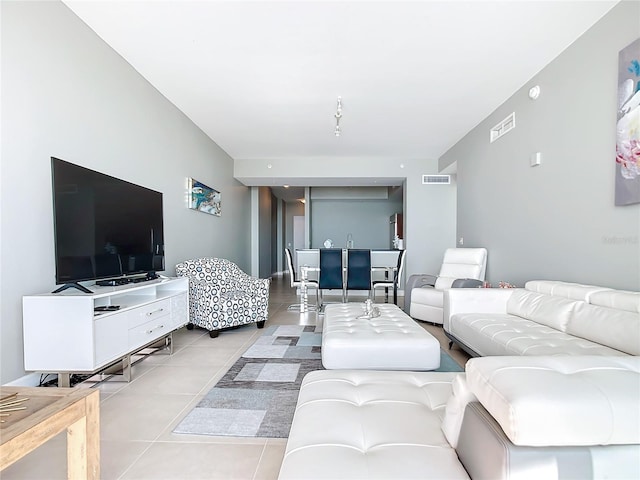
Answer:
[{"xmin": 409, "ymin": 248, "xmax": 487, "ymax": 325}]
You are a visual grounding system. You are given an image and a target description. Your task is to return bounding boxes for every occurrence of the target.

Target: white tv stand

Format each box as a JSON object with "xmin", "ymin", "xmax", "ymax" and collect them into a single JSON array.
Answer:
[{"xmin": 23, "ymin": 277, "xmax": 188, "ymax": 387}]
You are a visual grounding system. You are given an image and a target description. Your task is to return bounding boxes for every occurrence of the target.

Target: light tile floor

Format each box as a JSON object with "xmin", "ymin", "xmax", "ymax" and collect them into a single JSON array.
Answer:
[{"xmin": 2, "ymin": 277, "xmax": 470, "ymax": 480}]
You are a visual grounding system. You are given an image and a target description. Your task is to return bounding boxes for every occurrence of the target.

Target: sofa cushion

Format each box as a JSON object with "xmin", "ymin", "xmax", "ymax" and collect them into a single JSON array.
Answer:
[
  {"xmin": 448, "ymin": 313, "xmax": 625, "ymax": 357},
  {"xmin": 506, "ymin": 289, "xmax": 578, "ymax": 332},
  {"xmin": 279, "ymin": 370, "xmax": 469, "ymax": 480},
  {"xmin": 525, "ymin": 280, "xmax": 610, "ymax": 301},
  {"xmin": 465, "ymin": 356, "xmax": 640, "ymax": 447},
  {"xmin": 566, "ymin": 303, "xmax": 640, "ymax": 355}
]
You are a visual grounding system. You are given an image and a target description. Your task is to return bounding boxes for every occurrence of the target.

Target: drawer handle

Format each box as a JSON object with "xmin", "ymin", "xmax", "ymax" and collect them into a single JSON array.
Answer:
[
  {"xmin": 146, "ymin": 308, "xmax": 164, "ymax": 316},
  {"xmin": 146, "ymin": 324, "xmax": 165, "ymax": 334}
]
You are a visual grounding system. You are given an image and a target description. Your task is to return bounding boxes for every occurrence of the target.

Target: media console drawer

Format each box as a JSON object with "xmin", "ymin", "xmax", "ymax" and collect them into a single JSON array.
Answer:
[
  {"xmin": 128, "ymin": 298, "xmax": 171, "ymax": 329},
  {"xmin": 128, "ymin": 315, "xmax": 173, "ymax": 348}
]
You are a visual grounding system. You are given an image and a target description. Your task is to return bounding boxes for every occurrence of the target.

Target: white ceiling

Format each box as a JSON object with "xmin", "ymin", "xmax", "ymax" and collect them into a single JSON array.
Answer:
[{"xmin": 63, "ymin": 0, "xmax": 617, "ymax": 168}]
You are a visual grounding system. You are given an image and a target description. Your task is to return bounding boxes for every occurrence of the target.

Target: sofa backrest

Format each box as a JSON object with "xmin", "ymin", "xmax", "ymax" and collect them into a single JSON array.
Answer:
[
  {"xmin": 520, "ymin": 281, "xmax": 639, "ymax": 355},
  {"xmin": 589, "ymin": 290, "xmax": 640, "ymax": 312},
  {"xmin": 565, "ymin": 290, "xmax": 640, "ymax": 355},
  {"xmin": 506, "ymin": 289, "xmax": 578, "ymax": 332},
  {"xmin": 525, "ymin": 280, "xmax": 610, "ymax": 301}
]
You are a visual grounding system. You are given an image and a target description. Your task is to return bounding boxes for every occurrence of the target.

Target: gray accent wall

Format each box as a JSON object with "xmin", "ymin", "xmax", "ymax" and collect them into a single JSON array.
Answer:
[
  {"xmin": 310, "ymin": 196, "xmax": 403, "ymax": 250},
  {"xmin": 439, "ymin": 1, "xmax": 640, "ymax": 290},
  {"xmin": 0, "ymin": 1, "xmax": 251, "ymax": 384}
]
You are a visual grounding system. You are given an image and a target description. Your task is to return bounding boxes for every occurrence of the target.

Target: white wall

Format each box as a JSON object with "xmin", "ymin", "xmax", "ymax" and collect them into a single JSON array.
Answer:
[
  {"xmin": 0, "ymin": 1, "xmax": 251, "ymax": 383},
  {"xmin": 285, "ymin": 201, "xmax": 305, "ymax": 255},
  {"xmin": 258, "ymin": 186, "xmax": 273, "ymax": 278},
  {"xmin": 440, "ymin": 1, "xmax": 640, "ymax": 290}
]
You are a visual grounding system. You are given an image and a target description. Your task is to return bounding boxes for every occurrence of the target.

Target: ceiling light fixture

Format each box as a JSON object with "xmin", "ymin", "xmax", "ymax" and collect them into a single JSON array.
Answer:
[{"xmin": 334, "ymin": 96, "xmax": 342, "ymax": 137}]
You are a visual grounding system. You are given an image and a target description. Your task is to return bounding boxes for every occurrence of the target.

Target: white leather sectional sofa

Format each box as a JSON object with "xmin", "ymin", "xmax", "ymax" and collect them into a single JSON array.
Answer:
[
  {"xmin": 278, "ymin": 356, "xmax": 640, "ymax": 480},
  {"xmin": 444, "ymin": 280, "xmax": 639, "ymax": 357}
]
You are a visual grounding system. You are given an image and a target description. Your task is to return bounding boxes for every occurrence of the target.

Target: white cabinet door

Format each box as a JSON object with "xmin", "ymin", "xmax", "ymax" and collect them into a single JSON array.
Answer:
[{"xmin": 94, "ymin": 313, "xmax": 129, "ymax": 367}]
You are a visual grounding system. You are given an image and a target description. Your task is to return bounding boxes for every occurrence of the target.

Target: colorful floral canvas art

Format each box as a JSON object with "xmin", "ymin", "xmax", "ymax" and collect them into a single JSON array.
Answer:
[{"xmin": 615, "ymin": 37, "xmax": 640, "ymax": 206}]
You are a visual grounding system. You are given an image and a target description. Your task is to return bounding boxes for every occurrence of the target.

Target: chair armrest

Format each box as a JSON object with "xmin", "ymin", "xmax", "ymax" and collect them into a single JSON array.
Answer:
[
  {"xmin": 240, "ymin": 275, "xmax": 270, "ymax": 293},
  {"xmin": 186, "ymin": 276, "xmax": 224, "ymax": 315},
  {"xmin": 404, "ymin": 274, "xmax": 438, "ymax": 314},
  {"xmin": 451, "ymin": 278, "xmax": 484, "ymax": 288}
]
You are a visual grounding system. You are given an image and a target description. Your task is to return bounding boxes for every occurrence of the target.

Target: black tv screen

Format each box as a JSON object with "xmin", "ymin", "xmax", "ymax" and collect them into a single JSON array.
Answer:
[{"xmin": 52, "ymin": 157, "xmax": 164, "ymax": 285}]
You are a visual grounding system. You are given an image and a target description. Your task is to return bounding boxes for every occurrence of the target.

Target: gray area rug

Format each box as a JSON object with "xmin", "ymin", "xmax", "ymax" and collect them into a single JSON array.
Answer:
[{"xmin": 173, "ymin": 324, "xmax": 463, "ymax": 438}]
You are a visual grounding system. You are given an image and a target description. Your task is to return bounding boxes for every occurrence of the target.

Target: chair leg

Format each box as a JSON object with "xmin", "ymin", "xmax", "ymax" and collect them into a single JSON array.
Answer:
[{"xmin": 257, "ymin": 321, "xmax": 265, "ymax": 329}]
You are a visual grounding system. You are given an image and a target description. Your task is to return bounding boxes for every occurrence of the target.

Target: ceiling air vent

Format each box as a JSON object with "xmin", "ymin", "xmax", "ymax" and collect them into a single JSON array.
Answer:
[
  {"xmin": 490, "ymin": 112, "xmax": 515, "ymax": 143},
  {"xmin": 422, "ymin": 175, "xmax": 451, "ymax": 185}
]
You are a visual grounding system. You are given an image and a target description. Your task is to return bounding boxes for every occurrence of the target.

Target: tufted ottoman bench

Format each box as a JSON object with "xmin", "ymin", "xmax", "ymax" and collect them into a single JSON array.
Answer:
[
  {"xmin": 322, "ymin": 303, "xmax": 441, "ymax": 370},
  {"xmin": 278, "ymin": 370, "xmax": 467, "ymax": 479}
]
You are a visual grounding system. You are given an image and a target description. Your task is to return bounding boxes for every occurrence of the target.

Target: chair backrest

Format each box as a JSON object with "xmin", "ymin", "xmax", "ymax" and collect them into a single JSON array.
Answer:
[
  {"xmin": 395, "ymin": 249, "xmax": 406, "ymax": 285},
  {"xmin": 284, "ymin": 248, "xmax": 298, "ymax": 287},
  {"xmin": 346, "ymin": 249, "xmax": 371, "ymax": 290},
  {"xmin": 176, "ymin": 257, "xmax": 247, "ymax": 288},
  {"xmin": 319, "ymin": 248, "xmax": 343, "ymax": 289},
  {"xmin": 438, "ymin": 248, "xmax": 487, "ymax": 281}
]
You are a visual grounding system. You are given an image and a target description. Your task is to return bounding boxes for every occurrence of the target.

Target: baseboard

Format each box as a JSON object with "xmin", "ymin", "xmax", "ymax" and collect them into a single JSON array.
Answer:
[{"xmin": 4, "ymin": 372, "xmax": 46, "ymax": 387}]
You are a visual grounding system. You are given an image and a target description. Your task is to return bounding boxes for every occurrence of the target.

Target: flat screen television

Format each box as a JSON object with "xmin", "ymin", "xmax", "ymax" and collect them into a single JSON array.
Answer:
[{"xmin": 52, "ymin": 157, "xmax": 164, "ymax": 293}]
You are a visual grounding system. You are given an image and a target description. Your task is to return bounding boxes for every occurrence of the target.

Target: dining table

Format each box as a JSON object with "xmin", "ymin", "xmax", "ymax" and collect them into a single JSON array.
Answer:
[{"xmin": 296, "ymin": 249, "xmax": 401, "ymax": 312}]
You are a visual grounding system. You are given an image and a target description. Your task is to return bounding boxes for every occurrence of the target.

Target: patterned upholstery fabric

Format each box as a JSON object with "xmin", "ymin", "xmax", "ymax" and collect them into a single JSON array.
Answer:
[{"xmin": 175, "ymin": 258, "xmax": 270, "ymax": 333}]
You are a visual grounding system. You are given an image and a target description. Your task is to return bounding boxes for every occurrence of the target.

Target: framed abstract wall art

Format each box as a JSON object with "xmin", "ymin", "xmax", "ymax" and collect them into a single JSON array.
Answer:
[
  {"xmin": 615, "ymin": 37, "xmax": 640, "ymax": 206},
  {"xmin": 188, "ymin": 178, "xmax": 221, "ymax": 216}
]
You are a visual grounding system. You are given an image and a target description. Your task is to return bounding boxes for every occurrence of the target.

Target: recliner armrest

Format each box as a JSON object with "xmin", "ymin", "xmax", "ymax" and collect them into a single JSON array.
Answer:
[
  {"xmin": 404, "ymin": 274, "xmax": 438, "ymax": 314},
  {"xmin": 451, "ymin": 278, "xmax": 484, "ymax": 288}
]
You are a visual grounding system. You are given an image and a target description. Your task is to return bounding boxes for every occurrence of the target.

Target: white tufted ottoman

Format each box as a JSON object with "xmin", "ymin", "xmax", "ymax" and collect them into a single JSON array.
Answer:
[
  {"xmin": 322, "ymin": 303, "xmax": 441, "ymax": 370},
  {"xmin": 278, "ymin": 369, "xmax": 467, "ymax": 480}
]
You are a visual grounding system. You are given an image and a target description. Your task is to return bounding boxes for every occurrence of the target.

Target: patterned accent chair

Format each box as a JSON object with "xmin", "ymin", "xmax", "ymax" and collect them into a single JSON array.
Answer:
[{"xmin": 176, "ymin": 258, "xmax": 270, "ymax": 338}]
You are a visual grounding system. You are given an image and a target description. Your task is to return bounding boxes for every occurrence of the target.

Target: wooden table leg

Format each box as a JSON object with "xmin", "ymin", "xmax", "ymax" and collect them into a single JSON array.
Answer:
[{"xmin": 66, "ymin": 391, "xmax": 100, "ymax": 480}]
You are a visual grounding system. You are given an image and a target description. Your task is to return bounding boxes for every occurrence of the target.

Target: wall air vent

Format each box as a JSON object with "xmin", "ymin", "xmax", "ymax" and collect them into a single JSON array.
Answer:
[
  {"xmin": 490, "ymin": 112, "xmax": 515, "ymax": 143},
  {"xmin": 422, "ymin": 175, "xmax": 451, "ymax": 185}
]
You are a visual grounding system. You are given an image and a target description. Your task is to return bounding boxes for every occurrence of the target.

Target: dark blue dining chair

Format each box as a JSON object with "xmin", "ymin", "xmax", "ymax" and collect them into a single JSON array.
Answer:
[
  {"xmin": 346, "ymin": 249, "xmax": 372, "ymax": 301},
  {"xmin": 319, "ymin": 248, "xmax": 344, "ymax": 307}
]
